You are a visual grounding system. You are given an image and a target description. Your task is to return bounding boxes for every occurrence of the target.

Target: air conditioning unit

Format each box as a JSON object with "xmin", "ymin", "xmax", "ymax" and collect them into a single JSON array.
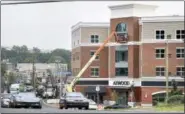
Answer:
[{"xmin": 167, "ymin": 34, "xmax": 172, "ymax": 39}]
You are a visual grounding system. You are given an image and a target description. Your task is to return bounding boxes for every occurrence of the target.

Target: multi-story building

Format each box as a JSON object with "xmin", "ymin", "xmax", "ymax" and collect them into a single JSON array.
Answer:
[{"xmin": 71, "ymin": 4, "xmax": 184, "ymax": 106}]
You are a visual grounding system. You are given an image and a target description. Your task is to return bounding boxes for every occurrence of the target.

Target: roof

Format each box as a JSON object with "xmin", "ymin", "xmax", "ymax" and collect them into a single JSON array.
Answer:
[
  {"xmin": 108, "ymin": 3, "xmax": 158, "ymax": 10},
  {"xmin": 140, "ymin": 15, "xmax": 184, "ymax": 23},
  {"xmin": 71, "ymin": 22, "xmax": 109, "ymax": 32}
]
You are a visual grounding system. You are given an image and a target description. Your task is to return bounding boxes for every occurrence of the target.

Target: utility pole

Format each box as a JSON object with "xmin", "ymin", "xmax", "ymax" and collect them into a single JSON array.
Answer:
[
  {"xmin": 165, "ymin": 39, "xmax": 169, "ymax": 104},
  {"xmin": 32, "ymin": 53, "xmax": 36, "ymax": 90},
  {"xmin": 184, "ymin": 38, "xmax": 185, "ymax": 78}
]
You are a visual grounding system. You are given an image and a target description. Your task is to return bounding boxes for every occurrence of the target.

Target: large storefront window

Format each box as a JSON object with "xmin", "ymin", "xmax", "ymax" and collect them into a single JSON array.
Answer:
[{"xmin": 152, "ymin": 92, "xmax": 166, "ymax": 105}]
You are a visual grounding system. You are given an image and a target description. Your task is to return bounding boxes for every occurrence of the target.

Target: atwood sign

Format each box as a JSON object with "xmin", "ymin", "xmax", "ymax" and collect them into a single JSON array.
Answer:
[{"xmin": 109, "ymin": 80, "xmax": 131, "ymax": 87}]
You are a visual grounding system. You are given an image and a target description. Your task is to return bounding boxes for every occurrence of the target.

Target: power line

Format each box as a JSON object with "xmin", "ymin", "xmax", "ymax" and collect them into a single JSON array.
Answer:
[{"xmin": 1, "ymin": 0, "xmax": 62, "ymax": 5}]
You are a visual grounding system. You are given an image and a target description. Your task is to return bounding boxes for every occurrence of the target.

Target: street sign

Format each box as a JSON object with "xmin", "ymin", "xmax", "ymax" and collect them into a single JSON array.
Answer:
[{"xmin": 96, "ymin": 85, "xmax": 100, "ymax": 92}]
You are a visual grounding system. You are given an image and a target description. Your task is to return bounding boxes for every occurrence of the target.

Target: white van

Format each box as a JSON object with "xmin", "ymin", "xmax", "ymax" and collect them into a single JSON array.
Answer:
[{"xmin": 10, "ymin": 84, "xmax": 20, "ymax": 94}]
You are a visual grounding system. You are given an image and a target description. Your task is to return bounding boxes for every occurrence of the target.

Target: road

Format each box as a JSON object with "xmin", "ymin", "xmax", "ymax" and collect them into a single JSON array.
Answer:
[
  {"xmin": 0, "ymin": 102, "xmax": 158, "ymax": 114},
  {"xmin": 1, "ymin": 103, "xmax": 184, "ymax": 114}
]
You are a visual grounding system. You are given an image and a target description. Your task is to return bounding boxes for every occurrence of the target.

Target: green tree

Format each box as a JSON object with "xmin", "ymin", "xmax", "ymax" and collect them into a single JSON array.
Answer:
[
  {"xmin": 6, "ymin": 72, "xmax": 16, "ymax": 85},
  {"xmin": 1, "ymin": 63, "xmax": 7, "ymax": 76}
]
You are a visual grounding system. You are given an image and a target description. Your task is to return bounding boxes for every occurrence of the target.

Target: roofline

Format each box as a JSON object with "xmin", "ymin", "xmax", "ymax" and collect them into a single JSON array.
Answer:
[
  {"xmin": 140, "ymin": 15, "xmax": 184, "ymax": 23},
  {"xmin": 71, "ymin": 22, "xmax": 110, "ymax": 32},
  {"xmin": 108, "ymin": 3, "xmax": 158, "ymax": 10}
]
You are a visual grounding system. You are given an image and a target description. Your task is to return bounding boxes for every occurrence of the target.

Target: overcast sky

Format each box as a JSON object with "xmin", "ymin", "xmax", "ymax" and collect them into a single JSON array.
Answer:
[{"xmin": 1, "ymin": 1, "xmax": 184, "ymax": 50}]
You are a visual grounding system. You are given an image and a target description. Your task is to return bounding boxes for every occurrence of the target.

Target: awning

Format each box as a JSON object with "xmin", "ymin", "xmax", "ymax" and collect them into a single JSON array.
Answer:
[{"xmin": 84, "ymin": 86, "xmax": 106, "ymax": 94}]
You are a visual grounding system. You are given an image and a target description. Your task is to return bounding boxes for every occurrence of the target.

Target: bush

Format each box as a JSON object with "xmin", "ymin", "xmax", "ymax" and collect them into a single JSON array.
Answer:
[
  {"xmin": 169, "ymin": 90, "xmax": 183, "ymax": 97},
  {"xmin": 167, "ymin": 95, "xmax": 184, "ymax": 104}
]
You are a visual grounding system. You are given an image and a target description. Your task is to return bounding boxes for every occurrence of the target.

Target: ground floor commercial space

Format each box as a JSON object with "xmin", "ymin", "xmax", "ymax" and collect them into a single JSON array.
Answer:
[{"xmin": 74, "ymin": 78, "xmax": 184, "ymax": 106}]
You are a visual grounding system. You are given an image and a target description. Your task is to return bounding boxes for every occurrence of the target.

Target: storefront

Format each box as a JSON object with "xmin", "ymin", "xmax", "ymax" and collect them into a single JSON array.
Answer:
[
  {"xmin": 109, "ymin": 80, "xmax": 133, "ymax": 105},
  {"xmin": 84, "ymin": 86, "xmax": 107, "ymax": 104}
]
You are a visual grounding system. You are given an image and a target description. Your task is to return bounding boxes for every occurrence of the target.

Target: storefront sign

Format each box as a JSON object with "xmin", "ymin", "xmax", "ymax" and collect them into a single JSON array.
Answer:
[
  {"xmin": 109, "ymin": 80, "xmax": 132, "ymax": 87},
  {"xmin": 113, "ymin": 81, "xmax": 130, "ymax": 85}
]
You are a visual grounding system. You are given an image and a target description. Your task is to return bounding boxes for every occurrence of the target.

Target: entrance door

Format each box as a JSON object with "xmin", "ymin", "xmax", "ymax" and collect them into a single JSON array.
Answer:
[
  {"xmin": 117, "ymin": 92, "xmax": 127, "ymax": 105},
  {"xmin": 88, "ymin": 94, "xmax": 97, "ymax": 102}
]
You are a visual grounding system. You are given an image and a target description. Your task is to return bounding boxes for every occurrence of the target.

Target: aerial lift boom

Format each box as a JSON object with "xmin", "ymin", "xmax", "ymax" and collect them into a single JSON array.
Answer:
[{"xmin": 65, "ymin": 31, "xmax": 117, "ymax": 92}]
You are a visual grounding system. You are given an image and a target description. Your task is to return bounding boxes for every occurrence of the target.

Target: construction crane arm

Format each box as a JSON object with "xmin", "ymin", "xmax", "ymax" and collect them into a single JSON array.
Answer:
[{"xmin": 66, "ymin": 31, "xmax": 117, "ymax": 92}]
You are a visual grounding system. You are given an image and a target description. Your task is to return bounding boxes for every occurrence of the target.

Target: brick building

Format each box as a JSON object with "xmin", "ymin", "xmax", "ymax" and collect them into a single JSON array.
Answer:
[{"xmin": 71, "ymin": 4, "xmax": 184, "ymax": 106}]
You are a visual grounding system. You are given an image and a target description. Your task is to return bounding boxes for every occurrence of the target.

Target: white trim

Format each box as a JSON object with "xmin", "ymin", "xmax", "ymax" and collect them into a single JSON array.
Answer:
[
  {"xmin": 73, "ymin": 39, "xmax": 184, "ymax": 48},
  {"xmin": 90, "ymin": 66, "xmax": 100, "ymax": 68},
  {"xmin": 108, "ymin": 4, "xmax": 158, "ymax": 10},
  {"xmin": 78, "ymin": 78, "xmax": 108, "ymax": 81},
  {"xmin": 80, "ymin": 27, "xmax": 82, "ymax": 45},
  {"xmin": 141, "ymin": 104, "xmax": 153, "ymax": 107},
  {"xmin": 176, "ymin": 65, "xmax": 185, "ymax": 67},
  {"xmin": 155, "ymin": 47, "xmax": 165, "ymax": 49},
  {"xmin": 71, "ymin": 22, "xmax": 109, "ymax": 32},
  {"xmin": 141, "ymin": 76, "xmax": 184, "ymax": 82},
  {"xmin": 142, "ymin": 86, "xmax": 184, "ymax": 88},
  {"xmin": 152, "ymin": 91, "xmax": 166, "ymax": 95},
  {"xmin": 140, "ymin": 16, "xmax": 184, "ymax": 23},
  {"xmin": 176, "ymin": 47, "xmax": 185, "ymax": 49}
]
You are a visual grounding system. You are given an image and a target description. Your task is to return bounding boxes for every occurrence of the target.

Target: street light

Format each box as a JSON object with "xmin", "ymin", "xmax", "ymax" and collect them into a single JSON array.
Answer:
[
  {"xmin": 165, "ymin": 38, "xmax": 170, "ymax": 104},
  {"xmin": 130, "ymin": 81, "xmax": 135, "ymax": 108},
  {"xmin": 96, "ymin": 85, "xmax": 100, "ymax": 105}
]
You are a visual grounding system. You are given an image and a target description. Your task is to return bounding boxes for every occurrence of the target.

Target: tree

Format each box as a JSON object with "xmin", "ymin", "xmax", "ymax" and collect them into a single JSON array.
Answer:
[
  {"xmin": 1, "ymin": 63, "xmax": 7, "ymax": 76},
  {"xmin": 20, "ymin": 45, "xmax": 28, "ymax": 53},
  {"xmin": 6, "ymin": 72, "xmax": 16, "ymax": 85},
  {"xmin": 169, "ymin": 79, "xmax": 183, "ymax": 97}
]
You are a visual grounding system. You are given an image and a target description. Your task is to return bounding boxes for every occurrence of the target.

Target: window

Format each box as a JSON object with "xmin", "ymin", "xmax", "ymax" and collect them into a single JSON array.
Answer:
[
  {"xmin": 115, "ymin": 51, "xmax": 128, "ymax": 62},
  {"xmin": 176, "ymin": 48, "xmax": 184, "ymax": 58},
  {"xmin": 91, "ymin": 68, "xmax": 99, "ymax": 77},
  {"xmin": 156, "ymin": 67, "xmax": 165, "ymax": 76},
  {"xmin": 91, "ymin": 35, "xmax": 99, "ymax": 43},
  {"xmin": 116, "ymin": 23, "xmax": 127, "ymax": 33},
  {"xmin": 156, "ymin": 49, "xmax": 165, "ymax": 58},
  {"xmin": 90, "ymin": 51, "xmax": 99, "ymax": 60},
  {"xmin": 115, "ymin": 68, "xmax": 128, "ymax": 76},
  {"xmin": 156, "ymin": 30, "xmax": 165, "ymax": 39},
  {"xmin": 176, "ymin": 30, "xmax": 185, "ymax": 39},
  {"xmin": 176, "ymin": 67, "xmax": 184, "ymax": 77}
]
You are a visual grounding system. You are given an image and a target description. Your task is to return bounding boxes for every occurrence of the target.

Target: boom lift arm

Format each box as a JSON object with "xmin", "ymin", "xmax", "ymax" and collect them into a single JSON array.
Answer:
[{"xmin": 65, "ymin": 31, "xmax": 117, "ymax": 92}]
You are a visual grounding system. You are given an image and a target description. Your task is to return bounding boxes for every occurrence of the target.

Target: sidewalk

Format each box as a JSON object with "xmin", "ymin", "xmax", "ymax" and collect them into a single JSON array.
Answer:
[{"xmin": 42, "ymin": 99, "xmax": 59, "ymax": 108}]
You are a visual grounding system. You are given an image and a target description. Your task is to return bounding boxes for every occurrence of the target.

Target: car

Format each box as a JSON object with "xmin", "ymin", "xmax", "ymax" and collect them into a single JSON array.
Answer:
[
  {"xmin": 59, "ymin": 92, "xmax": 89, "ymax": 110},
  {"xmin": 42, "ymin": 88, "xmax": 54, "ymax": 98},
  {"xmin": 87, "ymin": 99, "xmax": 97, "ymax": 110},
  {"xmin": 9, "ymin": 92, "xmax": 42, "ymax": 108},
  {"xmin": 104, "ymin": 103, "xmax": 131, "ymax": 109},
  {"xmin": 1, "ymin": 94, "xmax": 11, "ymax": 108},
  {"xmin": 26, "ymin": 86, "xmax": 34, "ymax": 92}
]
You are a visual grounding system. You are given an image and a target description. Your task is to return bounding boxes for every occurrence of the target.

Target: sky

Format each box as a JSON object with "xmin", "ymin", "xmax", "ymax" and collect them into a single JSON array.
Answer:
[{"xmin": 1, "ymin": 1, "xmax": 184, "ymax": 50}]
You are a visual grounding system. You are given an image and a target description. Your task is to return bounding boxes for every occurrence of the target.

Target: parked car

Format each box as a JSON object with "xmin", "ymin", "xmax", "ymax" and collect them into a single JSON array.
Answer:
[
  {"xmin": 59, "ymin": 92, "xmax": 89, "ymax": 110},
  {"xmin": 26, "ymin": 86, "xmax": 34, "ymax": 92},
  {"xmin": 87, "ymin": 99, "xmax": 97, "ymax": 110},
  {"xmin": 1, "ymin": 94, "xmax": 11, "ymax": 108},
  {"xmin": 42, "ymin": 88, "xmax": 54, "ymax": 98},
  {"xmin": 104, "ymin": 103, "xmax": 131, "ymax": 109},
  {"xmin": 9, "ymin": 92, "xmax": 42, "ymax": 108}
]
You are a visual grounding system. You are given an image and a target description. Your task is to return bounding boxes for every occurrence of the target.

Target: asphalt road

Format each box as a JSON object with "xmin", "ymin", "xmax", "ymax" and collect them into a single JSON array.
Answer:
[
  {"xmin": 1, "ymin": 104, "xmax": 184, "ymax": 114},
  {"xmin": 0, "ymin": 102, "xmax": 157, "ymax": 114},
  {"xmin": 1, "ymin": 100, "xmax": 184, "ymax": 114}
]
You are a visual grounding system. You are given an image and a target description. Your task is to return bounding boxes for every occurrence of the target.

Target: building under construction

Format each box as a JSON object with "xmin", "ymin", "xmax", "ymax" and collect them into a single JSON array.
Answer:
[{"xmin": 71, "ymin": 4, "xmax": 184, "ymax": 107}]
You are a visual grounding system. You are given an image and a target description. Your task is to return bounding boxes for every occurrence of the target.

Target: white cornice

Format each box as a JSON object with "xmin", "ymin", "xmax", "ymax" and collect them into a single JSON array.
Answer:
[
  {"xmin": 108, "ymin": 3, "xmax": 158, "ymax": 10},
  {"xmin": 72, "ymin": 39, "xmax": 184, "ymax": 49},
  {"xmin": 71, "ymin": 22, "xmax": 110, "ymax": 32},
  {"xmin": 139, "ymin": 15, "xmax": 184, "ymax": 23}
]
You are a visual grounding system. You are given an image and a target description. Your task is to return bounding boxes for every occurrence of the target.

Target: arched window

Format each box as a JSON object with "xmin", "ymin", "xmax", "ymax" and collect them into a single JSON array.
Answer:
[{"xmin": 116, "ymin": 23, "xmax": 127, "ymax": 33}]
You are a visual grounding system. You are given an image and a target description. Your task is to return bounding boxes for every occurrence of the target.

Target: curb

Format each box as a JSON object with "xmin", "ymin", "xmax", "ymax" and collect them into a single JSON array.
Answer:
[{"xmin": 42, "ymin": 100, "xmax": 59, "ymax": 108}]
